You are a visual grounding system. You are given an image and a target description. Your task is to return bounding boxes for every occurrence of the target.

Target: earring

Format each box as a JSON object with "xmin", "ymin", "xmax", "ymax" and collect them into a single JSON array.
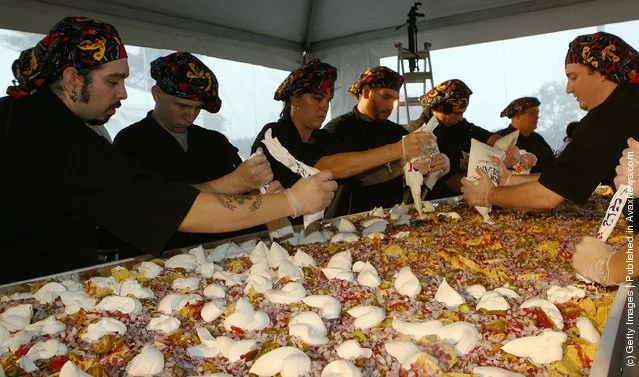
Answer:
[{"xmin": 70, "ymin": 92, "xmax": 77, "ymax": 102}]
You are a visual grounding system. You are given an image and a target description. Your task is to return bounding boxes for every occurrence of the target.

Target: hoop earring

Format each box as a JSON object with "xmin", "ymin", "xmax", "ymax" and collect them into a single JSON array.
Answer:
[{"xmin": 70, "ymin": 92, "xmax": 78, "ymax": 102}]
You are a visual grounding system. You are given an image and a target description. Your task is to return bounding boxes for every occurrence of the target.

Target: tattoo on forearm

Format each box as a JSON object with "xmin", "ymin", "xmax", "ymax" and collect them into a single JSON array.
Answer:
[{"xmin": 214, "ymin": 194, "xmax": 262, "ymax": 212}]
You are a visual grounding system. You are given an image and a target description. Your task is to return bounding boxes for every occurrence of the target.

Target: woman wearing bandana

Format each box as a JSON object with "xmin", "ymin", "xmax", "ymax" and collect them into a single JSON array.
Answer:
[
  {"xmin": 252, "ymin": 60, "xmax": 434, "ymax": 217},
  {"xmin": 408, "ymin": 79, "xmax": 520, "ymax": 198},
  {"xmin": 0, "ymin": 17, "xmax": 337, "ymax": 284}
]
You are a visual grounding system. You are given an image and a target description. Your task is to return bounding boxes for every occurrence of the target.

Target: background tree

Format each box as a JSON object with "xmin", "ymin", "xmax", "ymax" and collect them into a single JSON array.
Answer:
[{"xmin": 533, "ymin": 80, "xmax": 586, "ymax": 150}]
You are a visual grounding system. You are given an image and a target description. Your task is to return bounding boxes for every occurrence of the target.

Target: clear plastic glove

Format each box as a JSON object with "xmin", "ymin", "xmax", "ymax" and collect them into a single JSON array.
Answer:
[
  {"xmin": 229, "ymin": 154, "xmax": 273, "ymax": 193},
  {"xmin": 460, "ymin": 168, "xmax": 494, "ymax": 207},
  {"xmin": 401, "ymin": 132, "xmax": 434, "ymax": 160},
  {"xmin": 489, "ymin": 156, "xmax": 512, "ymax": 186},
  {"xmin": 614, "ymin": 137, "xmax": 639, "ymax": 193},
  {"xmin": 285, "ymin": 170, "xmax": 337, "ymax": 217},
  {"xmin": 428, "ymin": 153, "xmax": 450, "ymax": 178},
  {"xmin": 572, "ymin": 236, "xmax": 617, "ymax": 286},
  {"xmin": 411, "ymin": 156, "xmax": 431, "ymax": 173},
  {"xmin": 518, "ymin": 153, "xmax": 537, "ymax": 171},
  {"xmin": 502, "ymin": 141, "xmax": 521, "ymax": 168}
]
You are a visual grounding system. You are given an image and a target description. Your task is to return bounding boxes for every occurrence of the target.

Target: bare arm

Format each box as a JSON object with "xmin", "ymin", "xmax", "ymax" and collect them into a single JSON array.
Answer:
[
  {"xmin": 192, "ymin": 155, "xmax": 273, "ymax": 194},
  {"xmin": 505, "ymin": 173, "xmax": 540, "ymax": 186},
  {"xmin": 608, "ymin": 244, "xmax": 638, "ymax": 284},
  {"xmin": 486, "ymin": 181, "xmax": 565, "ymax": 210},
  {"xmin": 315, "ymin": 142, "xmax": 402, "ymax": 179},
  {"xmin": 357, "ymin": 160, "xmax": 404, "ymax": 186}
]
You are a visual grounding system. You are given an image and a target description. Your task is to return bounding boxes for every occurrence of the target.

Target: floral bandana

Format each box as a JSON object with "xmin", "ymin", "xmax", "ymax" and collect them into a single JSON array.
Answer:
[
  {"xmin": 151, "ymin": 52, "xmax": 222, "ymax": 113},
  {"xmin": 7, "ymin": 17, "xmax": 127, "ymax": 98},
  {"xmin": 274, "ymin": 58, "xmax": 337, "ymax": 101},
  {"xmin": 565, "ymin": 31, "xmax": 639, "ymax": 84},
  {"xmin": 419, "ymin": 79, "xmax": 472, "ymax": 110},
  {"xmin": 348, "ymin": 66, "xmax": 403, "ymax": 96},
  {"xmin": 500, "ymin": 97, "xmax": 541, "ymax": 118}
]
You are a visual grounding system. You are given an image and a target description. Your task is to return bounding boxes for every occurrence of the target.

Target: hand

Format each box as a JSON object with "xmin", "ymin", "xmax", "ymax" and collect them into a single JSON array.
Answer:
[
  {"xmin": 614, "ymin": 138, "xmax": 639, "ymax": 193},
  {"xmin": 411, "ymin": 156, "xmax": 431, "ymax": 173},
  {"xmin": 460, "ymin": 168, "xmax": 494, "ymax": 206},
  {"xmin": 230, "ymin": 154, "xmax": 273, "ymax": 193},
  {"xmin": 518, "ymin": 153, "xmax": 537, "ymax": 171},
  {"xmin": 263, "ymin": 180, "xmax": 283, "ymax": 194},
  {"xmin": 286, "ymin": 170, "xmax": 338, "ymax": 217},
  {"xmin": 401, "ymin": 132, "xmax": 434, "ymax": 160},
  {"xmin": 428, "ymin": 153, "xmax": 450, "ymax": 178},
  {"xmin": 490, "ymin": 156, "xmax": 512, "ymax": 186},
  {"xmin": 572, "ymin": 236, "xmax": 616, "ymax": 286},
  {"xmin": 503, "ymin": 141, "xmax": 521, "ymax": 168}
]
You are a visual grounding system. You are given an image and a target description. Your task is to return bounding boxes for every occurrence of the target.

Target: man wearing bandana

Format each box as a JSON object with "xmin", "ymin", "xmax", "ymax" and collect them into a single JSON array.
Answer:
[
  {"xmin": 114, "ymin": 52, "xmax": 272, "ymax": 248},
  {"xmin": 323, "ymin": 66, "xmax": 447, "ymax": 214},
  {"xmin": 461, "ymin": 31, "xmax": 639, "ymax": 212},
  {"xmin": 0, "ymin": 17, "xmax": 337, "ymax": 284},
  {"xmin": 496, "ymin": 97, "xmax": 555, "ymax": 173},
  {"xmin": 252, "ymin": 60, "xmax": 434, "ymax": 218}
]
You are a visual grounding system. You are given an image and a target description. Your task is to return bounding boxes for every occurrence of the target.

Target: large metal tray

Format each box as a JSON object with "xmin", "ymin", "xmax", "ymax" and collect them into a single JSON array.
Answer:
[{"xmin": 0, "ymin": 195, "xmax": 623, "ymax": 376}]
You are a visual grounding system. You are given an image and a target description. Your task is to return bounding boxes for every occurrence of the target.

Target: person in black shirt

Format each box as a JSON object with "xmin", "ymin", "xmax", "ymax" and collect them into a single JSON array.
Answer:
[
  {"xmin": 496, "ymin": 96, "xmax": 555, "ymax": 173},
  {"xmin": 0, "ymin": 17, "xmax": 337, "ymax": 284},
  {"xmin": 462, "ymin": 31, "xmax": 639, "ymax": 211},
  {"xmin": 321, "ymin": 66, "xmax": 446, "ymax": 214},
  {"xmin": 409, "ymin": 79, "xmax": 521, "ymax": 198},
  {"xmin": 114, "ymin": 52, "xmax": 273, "ymax": 249},
  {"xmin": 252, "ymin": 62, "xmax": 435, "ymax": 216}
]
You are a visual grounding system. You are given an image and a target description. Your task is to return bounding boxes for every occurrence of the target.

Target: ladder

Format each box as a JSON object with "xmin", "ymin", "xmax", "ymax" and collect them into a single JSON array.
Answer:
[{"xmin": 396, "ymin": 42, "xmax": 435, "ymax": 126}]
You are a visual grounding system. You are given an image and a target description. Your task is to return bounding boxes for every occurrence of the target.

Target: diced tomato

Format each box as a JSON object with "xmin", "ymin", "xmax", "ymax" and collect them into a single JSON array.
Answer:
[
  {"xmin": 50, "ymin": 355, "xmax": 69, "ymax": 371},
  {"xmin": 390, "ymin": 302, "xmax": 409, "ymax": 311},
  {"xmin": 575, "ymin": 344, "xmax": 593, "ymax": 368},
  {"xmin": 524, "ymin": 307, "xmax": 555, "ymax": 329},
  {"xmin": 14, "ymin": 344, "xmax": 31, "ymax": 358},
  {"xmin": 230, "ymin": 326, "xmax": 245, "ymax": 337},
  {"xmin": 557, "ymin": 302, "xmax": 582, "ymax": 320}
]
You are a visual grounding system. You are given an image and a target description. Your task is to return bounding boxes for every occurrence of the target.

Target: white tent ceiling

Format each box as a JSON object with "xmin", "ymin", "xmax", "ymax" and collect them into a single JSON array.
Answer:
[{"xmin": 0, "ymin": 0, "xmax": 638, "ymax": 116}]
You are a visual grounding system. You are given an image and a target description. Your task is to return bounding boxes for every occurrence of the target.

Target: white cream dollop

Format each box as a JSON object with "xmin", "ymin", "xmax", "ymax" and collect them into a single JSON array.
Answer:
[
  {"xmin": 82, "ymin": 317, "xmax": 127, "ymax": 342},
  {"xmin": 263, "ymin": 282, "xmax": 307, "ymax": 304},
  {"xmin": 394, "ymin": 267, "xmax": 421, "ymax": 298},
  {"xmin": 212, "ymin": 270, "xmax": 247, "ymax": 286},
  {"xmin": 137, "ymin": 261, "xmax": 163, "ymax": 279},
  {"xmin": 520, "ymin": 298, "xmax": 564, "ymax": 330},
  {"xmin": 126, "ymin": 345, "xmax": 165, "ymax": 376},
  {"xmin": 302, "ymin": 295, "xmax": 341, "ymax": 319},
  {"xmin": 576, "ymin": 316, "xmax": 601, "ymax": 343},
  {"xmin": 435, "ymin": 321, "xmax": 481, "ymax": 356},
  {"xmin": 187, "ymin": 327, "xmax": 220, "ymax": 358},
  {"xmin": 368, "ymin": 207, "xmax": 386, "ymax": 217},
  {"xmin": 165, "ymin": 254, "xmax": 199, "ymax": 271},
  {"xmin": 494, "ymin": 287, "xmax": 521, "ymax": 300},
  {"xmin": 352, "ymin": 261, "xmax": 381, "ymax": 288},
  {"xmin": 25, "ymin": 315, "xmax": 66, "ymax": 336},
  {"xmin": 96, "ymin": 295, "xmax": 142, "ymax": 314},
  {"xmin": 337, "ymin": 218, "xmax": 357, "ymax": 233},
  {"xmin": 60, "ymin": 360, "xmax": 92, "ymax": 377},
  {"xmin": 390, "ymin": 203, "xmax": 407, "ymax": 220},
  {"xmin": 546, "ymin": 285, "xmax": 586, "ymax": 304},
  {"xmin": 25, "ymin": 338, "xmax": 68, "ymax": 360},
  {"xmin": 476, "ymin": 291, "xmax": 510, "ymax": 311},
  {"xmin": 0, "ymin": 304, "xmax": 32, "ymax": 332},
  {"xmin": 322, "ymin": 250, "xmax": 355, "ymax": 282},
  {"xmin": 435, "ymin": 279, "xmax": 465, "ymax": 308},
  {"xmin": 33, "ymin": 282, "xmax": 67, "ymax": 304},
  {"xmin": 86, "ymin": 277, "xmax": 120, "ymax": 295},
  {"xmin": 330, "ymin": 232, "xmax": 360, "ymax": 243},
  {"xmin": 438, "ymin": 212, "xmax": 461, "ymax": 219},
  {"xmin": 293, "ymin": 249, "xmax": 317, "ymax": 267},
  {"xmin": 347, "ymin": 305, "xmax": 385, "ymax": 329},
  {"xmin": 146, "ymin": 314, "xmax": 180, "ymax": 335},
  {"xmin": 120, "ymin": 279, "xmax": 154, "ymax": 299},
  {"xmin": 466, "ymin": 284, "xmax": 487, "ymax": 300},
  {"xmin": 362, "ymin": 219, "xmax": 388, "ymax": 235},
  {"xmin": 384, "ymin": 341, "xmax": 421, "ymax": 370},
  {"xmin": 321, "ymin": 360, "xmax": 362, "ymax": 377},
  {"xmin": 501, "ymin": 329, "xmax": 567, "ymax": 364},
  {"xmin": 59, "ymin": 291, "xmax": 96, "ymax": 315},
  {"xmin": 172, "ymin": 277, "xmax": 201, "ymax": 291},
  {"xmin": 198, "ymin": 262, "xmax": 220, "ymax": 278},
  {"xmin": 472, "ymin": 366, "xmax": 525, "ymax": 377},
  {"xmin": 223, "ymin": 298, "xmax": 270, "ymax": 332},
  {"xmin": 216, "ymin": 335, "xmax": 258, "ymax": 362},
  {"xmin": 249, "ymin": 346, "xmax": 311, "ymax": 377},
  {"xmin": 201, "ymin": 300, "xmax": 225, "ymax": 322},
  {"xmin": 336, "ymin": 339, "xmax": 373, "ymax": 360},
  {"xmin": 203, "ymin": 283, "xmax": 226, "ymax": 298},
  {"xmin": 391, "ymin": 318, "xmax": 443, "ymax": 340},
  {"xmin": 288, "ymin": 311, "xmax": 329, "ymax": 345},
  {"xmin": 158, "ymin": 293, "xmax": 202, "ymax": 315}
]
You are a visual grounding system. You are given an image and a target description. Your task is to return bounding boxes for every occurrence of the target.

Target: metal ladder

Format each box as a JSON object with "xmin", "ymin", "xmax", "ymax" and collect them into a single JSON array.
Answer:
[{"xmin": 396, "ymin": 42, "xmax": 435, "ymax": 125}]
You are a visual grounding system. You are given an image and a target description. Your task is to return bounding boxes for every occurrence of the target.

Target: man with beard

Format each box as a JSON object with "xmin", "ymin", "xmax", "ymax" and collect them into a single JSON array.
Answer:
[
  {"xmin": 461, "ymin": 32, "xmax": 639, "ymax": 210},
  {"xmin": 114, "ymin": 52, "xmax": 272, "ymax": 250},
  {"xmin": 0, "ymin": 17, "xmax": 337, "ymax": 284},
  {"xmin": 324, "ymin": 66, "xmax": 449, "ymax": 214}
]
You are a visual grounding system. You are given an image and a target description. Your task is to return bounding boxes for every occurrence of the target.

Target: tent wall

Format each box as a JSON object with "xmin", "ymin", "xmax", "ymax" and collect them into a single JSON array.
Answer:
[
  {"xmin": 314, "ymin": 0, "xmax": 639, "ymax": 119},
  {"xmin": 0, "ymin": 0, "xmax": 303, "ymax": 71}
]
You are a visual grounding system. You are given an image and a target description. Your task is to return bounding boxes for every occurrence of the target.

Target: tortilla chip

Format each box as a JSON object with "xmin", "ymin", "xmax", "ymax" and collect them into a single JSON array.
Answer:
[
  {"xmin": 579, "ymin": 297, "xmax": 597, "ymax": 318},
  {"xmin": 536, "ymin": 241, "xmax": 560, "ymax": 257}
]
